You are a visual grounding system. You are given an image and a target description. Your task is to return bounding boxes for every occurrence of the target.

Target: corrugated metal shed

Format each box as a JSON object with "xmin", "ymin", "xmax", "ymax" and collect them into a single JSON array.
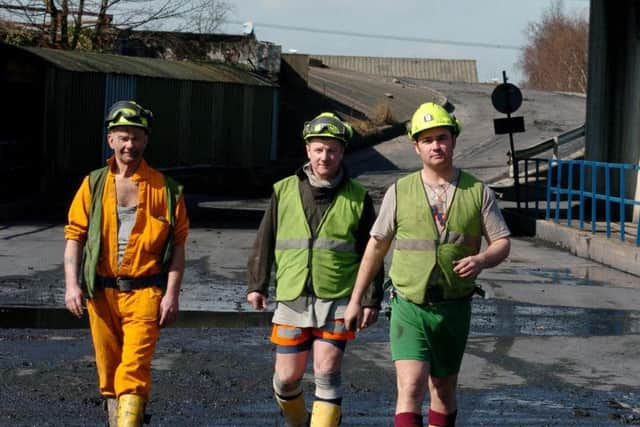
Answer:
[
  {"xmin": 0, "ymin": 43, "xmax": 279, "ymax": 200},
  {"xmin": 23, "ymin": 46, "xmax": 273, "ymax": 85},
  {"xmin": 311, "ymin": 54, "xmax": 478, "ymax": 83}
]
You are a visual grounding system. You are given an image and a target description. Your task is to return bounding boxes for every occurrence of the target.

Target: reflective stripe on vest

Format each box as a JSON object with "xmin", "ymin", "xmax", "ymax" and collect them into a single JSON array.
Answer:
[
  {"xmin": 275, "ymin": 238, "xmax": 356, "ymax": 252},
  {"xmin": 389, "ymin": 170, "xmax": 483, "ymax": 304},
  {"xmin": 276, "ymin": 327, "xmax": 303, "ymax": 339},
  {"xmin": 273, "ymin": 175, "xmax": 366, "ymax": 301}
]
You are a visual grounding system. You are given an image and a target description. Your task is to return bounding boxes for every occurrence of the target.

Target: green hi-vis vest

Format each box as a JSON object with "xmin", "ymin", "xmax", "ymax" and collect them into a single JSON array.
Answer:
[
  {"xmin": 273, "ymin": 175, "xmax": 366, "ymax": 301},
  {"xmin": 81, "ymin": 166, "xmax": 183, "ymax": 298},
  {"xmin": 389, "ymin": 170, "xmax": 483, "ymax": 304}
]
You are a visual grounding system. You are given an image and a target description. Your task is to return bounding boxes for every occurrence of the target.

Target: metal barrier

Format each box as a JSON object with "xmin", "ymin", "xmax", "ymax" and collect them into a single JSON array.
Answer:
[
  {"xmin": 505, "ymin": 125, "xmax": 585, "ymax": 211},
  {"xmin": 546, "ymin": 159, "xmax": 640, "ymax": 246},
  {"xmin": 514, "ymin": 124, "xmax": 585, "ymax": 160},
  {"xmin": 500, "ymin": 157, "xmax": 548, "ymax": 215}
]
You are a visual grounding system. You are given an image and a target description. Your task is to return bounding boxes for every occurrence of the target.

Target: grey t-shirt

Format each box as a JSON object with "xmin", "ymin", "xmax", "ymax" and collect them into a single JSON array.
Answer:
[
  {"xmin": 117, "ymin": 205, "xmax": 137, "ymax": 265},
  {"xmin": 371, "ymin": 169, "xmax": 511, "ymax": 242}
]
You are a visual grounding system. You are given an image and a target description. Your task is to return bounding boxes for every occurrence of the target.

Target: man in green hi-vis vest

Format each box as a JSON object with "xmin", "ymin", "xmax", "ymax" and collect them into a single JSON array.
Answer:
[
  {"xmin": 345, "ymin": 103, "xmax": 511, "ymax": 427},
  {"xmin": 247, "ymin": 112, "xmax": 384, "ymax": 427}
]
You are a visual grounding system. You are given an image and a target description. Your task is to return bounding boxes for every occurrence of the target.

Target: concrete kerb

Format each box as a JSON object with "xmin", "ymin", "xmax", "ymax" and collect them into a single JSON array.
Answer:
[{"xmin": 535, "ymin": 219, "xmax": 640, "ymax": 277}]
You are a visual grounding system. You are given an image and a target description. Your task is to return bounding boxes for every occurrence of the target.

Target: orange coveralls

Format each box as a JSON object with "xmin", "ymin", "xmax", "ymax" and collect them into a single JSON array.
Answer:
[{"xmin": 65, "ymin": 158, "xmax": 189, "ymax": 399}]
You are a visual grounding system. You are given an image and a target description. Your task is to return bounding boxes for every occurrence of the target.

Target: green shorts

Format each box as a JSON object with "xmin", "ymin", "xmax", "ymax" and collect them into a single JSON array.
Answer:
[{"xmin": 390, "ymin": 294, "xmax": 471, "ymax": 377}]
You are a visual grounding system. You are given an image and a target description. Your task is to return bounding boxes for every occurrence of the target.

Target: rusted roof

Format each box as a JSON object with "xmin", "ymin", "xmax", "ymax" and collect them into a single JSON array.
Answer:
[{"xmin": 14, "ymin": 45, "xmax": 274, "ymax": 86}]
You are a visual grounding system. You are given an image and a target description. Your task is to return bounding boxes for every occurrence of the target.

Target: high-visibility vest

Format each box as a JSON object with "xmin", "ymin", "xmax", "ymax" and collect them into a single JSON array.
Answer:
[
  {"xmin": 273, "ymin": 175, "xmax": 366, "ymax": 301},
  {"xmin": 81, "ymin": 166, "xmax": 182, "ymax": 297},
  {"xmin": 389, "ymin": 170, "xmax": 483, "ymax": 304}
]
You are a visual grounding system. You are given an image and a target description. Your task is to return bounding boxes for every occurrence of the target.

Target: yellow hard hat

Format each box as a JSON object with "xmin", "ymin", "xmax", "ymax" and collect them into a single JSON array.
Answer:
[
  {"xmin": 302, "ymin": 112, "xmax": 353, "ymax": 144},
  {"xmin": 105, "ymin": 100, "xmax": 153, "ymax": 132},
  {"xmin": 407, "ymin": 102, "xmax": 461, "ymax": 139}
]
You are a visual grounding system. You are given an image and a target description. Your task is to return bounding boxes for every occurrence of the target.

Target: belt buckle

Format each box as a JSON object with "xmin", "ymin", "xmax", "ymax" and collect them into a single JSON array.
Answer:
[{"xmin": 116, "ymin": 277, "xmax": 132, "ymax": 292}]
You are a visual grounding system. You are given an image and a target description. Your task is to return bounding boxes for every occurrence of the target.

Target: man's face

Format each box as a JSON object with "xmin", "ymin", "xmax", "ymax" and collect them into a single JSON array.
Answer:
[
  {"xmin": 107, "ymin": 126, "xmax": 148, "ymax": 166},
  {"xmin": 305, "ymin": 137, "xmax": 345, "ymax": 180},
  {"xmin": 413, "ymin": 126, "xmax": 456, "ymax": 170}
]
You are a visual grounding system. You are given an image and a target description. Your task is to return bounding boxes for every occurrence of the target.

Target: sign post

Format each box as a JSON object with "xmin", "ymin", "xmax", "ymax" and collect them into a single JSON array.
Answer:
[{"xmin": 492, "ymin": 71, "xmax": 525, "ymax": 210}]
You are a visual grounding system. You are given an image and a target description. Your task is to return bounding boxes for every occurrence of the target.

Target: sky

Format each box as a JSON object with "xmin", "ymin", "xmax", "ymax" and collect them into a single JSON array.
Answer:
[{"xmin": 219, "ymin": 0, "xmax": 590, "ymax": 85}]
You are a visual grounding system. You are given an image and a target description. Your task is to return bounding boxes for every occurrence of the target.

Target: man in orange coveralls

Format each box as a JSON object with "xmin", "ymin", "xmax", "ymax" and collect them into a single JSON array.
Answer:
[{"xmin": 63, "ymin": 100, "xmax": 189, "ymax": 426}]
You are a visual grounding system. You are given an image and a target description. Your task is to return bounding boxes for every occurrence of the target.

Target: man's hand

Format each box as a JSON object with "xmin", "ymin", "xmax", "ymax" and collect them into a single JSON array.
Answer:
[
  {"xmin": 159, "ymin": 292, "xmax": 179, "ymax": 326},
  {"xmin": 247, "ymin": 291, "xmax": 267, "ymax": 310},
  {"xmin": 361, "ymin": 307, "xmax": 379, "ymax": 329},
  {"xmin": 452, "ymin": 255, "xmax": 484, "ymax": 278},
  {"xmin": 345, "ymin": 303, "xmax": 379, "ymax": 332},
  {"xmin": 344, "ymin": 301, "xmax": 362, "ymax": 332},
  {"xmin": 454, "ymin": 237, "xmax": 510, "ymax": 279},
  {"xmin": 63, "ymin": 240, "xmax": 84, "ymax": 318},
  {"xmin": 64, "ymin": 282, "xmax": 84, "ymax": 318}
]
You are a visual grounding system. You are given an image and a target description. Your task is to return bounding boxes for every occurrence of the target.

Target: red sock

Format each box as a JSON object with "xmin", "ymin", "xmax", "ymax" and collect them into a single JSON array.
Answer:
[
  {"xmin": 394, "ymin": 412, "xmax": 423, "ymax": 427},
  {"xmin": 427, "ymin": 408, "xmax": 457, "ymax": 427}
]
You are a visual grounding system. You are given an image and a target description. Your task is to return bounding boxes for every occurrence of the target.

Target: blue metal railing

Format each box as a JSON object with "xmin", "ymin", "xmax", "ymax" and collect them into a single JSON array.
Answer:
[{"xmin": 546, "ymin": 159, "xmax": 640, "ymax": 246}]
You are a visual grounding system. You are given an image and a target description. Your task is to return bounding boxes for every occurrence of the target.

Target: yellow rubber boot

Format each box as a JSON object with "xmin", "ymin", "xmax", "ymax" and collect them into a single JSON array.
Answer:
[
  {"xmin": 310, "ymin": 401, "xmax": 341, "ymax": 427},
  {"xmin": 104, "ymin": 397, "xmax": 118, "ymax": 427},
  {"xmin": 275, "ymin": 393, "xmax": 309, "ymax": 427},
  {"xmin": 117, "ymin": 394, "xmax": 145, "ymax": 427}
]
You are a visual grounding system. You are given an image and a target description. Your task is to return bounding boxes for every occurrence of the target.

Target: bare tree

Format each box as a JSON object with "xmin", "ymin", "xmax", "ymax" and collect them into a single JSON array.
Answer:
[
  {"xmin": 519, "ymin": 1, "xmax": 589, "ymax": 93},
  {"xmin": 0, "ymin": 0, "xmax": 233, "ymax": 49},
  {"xmin": 181, "ymin": 0, "xmax": 232, "ymax": 34}
]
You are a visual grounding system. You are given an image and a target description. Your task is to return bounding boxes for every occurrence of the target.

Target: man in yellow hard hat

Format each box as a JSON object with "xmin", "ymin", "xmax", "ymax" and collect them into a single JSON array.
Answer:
[
  {"xmin": 63, "ymin": 100, "xmax": 189, "ymax": 426},
  {"xmin": 247, "ymin": 112, "xmax": 383, "ymax": 426},
  {"xmin": 345, "ymin": 102, "xmax": 511, "ymax": 427}
]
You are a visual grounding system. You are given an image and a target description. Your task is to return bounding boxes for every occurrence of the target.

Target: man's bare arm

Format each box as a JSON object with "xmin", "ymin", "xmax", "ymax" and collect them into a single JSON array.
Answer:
[
  {"xmin": 344, "ymin": 236, "xmax": 392, "ymax": 331},
  {"xmin": 64, "ymin": 239, "xmax": 85, "ymax": 318},
  {"xmin": 160, "ymin": 244, "xmax": 185, "ymax": 326}
]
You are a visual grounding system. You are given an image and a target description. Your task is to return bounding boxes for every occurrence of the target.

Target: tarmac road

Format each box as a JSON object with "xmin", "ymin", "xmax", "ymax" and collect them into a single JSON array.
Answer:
[{"xmin": 1, "ymin": 222, "xmax": 640, "ymax": 426}]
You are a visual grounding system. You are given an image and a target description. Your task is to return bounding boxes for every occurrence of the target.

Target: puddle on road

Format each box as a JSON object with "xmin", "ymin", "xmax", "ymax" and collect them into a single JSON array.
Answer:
[
  {"xmin": 3, "ymin": 258, "xmax": 640, "ymax": 336},
  {"xmin": 3, "ymin": 299, "xmax": 640, "ymax": 338},
  {"xmin": 0, "ymin": 306, "xmax": 272, "ymax": 329},
  {"xmin": 488, "ymin": 265, "xmax": 640, "ymax": 288},
  {"xmin": 501, "ymin": 249, "xmax": 640, "ymax": 288},
  {"xmin": 471, "ymin": 298, "xmax": 640, "ymax": 337}
]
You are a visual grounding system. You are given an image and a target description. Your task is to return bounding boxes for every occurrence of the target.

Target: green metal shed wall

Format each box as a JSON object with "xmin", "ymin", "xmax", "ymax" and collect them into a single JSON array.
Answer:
[
  {"xmin": 1, "ymin": 44, "xmax": 279, "ymax": 198},
  {"xmin": 137, "ymin": 79, "xmax": 275, "ymax": 170},
  {"xmin": 44, "ymin": 68, "xmax": 105, "ymax": 181}
]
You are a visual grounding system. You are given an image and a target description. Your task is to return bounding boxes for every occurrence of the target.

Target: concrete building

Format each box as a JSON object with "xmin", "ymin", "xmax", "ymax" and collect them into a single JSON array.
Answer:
[{"xmin": 585, "ymin": 0, "xmax": 640, "ymax": 220}]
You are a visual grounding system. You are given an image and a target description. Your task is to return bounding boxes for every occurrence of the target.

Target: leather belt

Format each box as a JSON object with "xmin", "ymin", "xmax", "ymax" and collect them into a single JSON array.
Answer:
[
  {"xmin": 421, "ymin": 285, "xmax": 484, "ymax": 305},
  {"xmin": 96, "ymin": 274, "xmax": 165, "ymax": 292}
]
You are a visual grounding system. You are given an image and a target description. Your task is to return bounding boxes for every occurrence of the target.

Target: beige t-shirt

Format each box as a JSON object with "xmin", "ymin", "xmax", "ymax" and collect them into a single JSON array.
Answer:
[{"xmin": 371, "ymin": 169, "xmax": 511, "ymax": 242}]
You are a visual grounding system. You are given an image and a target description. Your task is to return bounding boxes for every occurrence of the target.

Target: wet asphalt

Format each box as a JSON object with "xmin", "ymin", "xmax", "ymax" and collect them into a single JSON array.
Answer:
[{"xmin": 1, "ymin": 221, "xmax": 640, "ymax": 426}]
